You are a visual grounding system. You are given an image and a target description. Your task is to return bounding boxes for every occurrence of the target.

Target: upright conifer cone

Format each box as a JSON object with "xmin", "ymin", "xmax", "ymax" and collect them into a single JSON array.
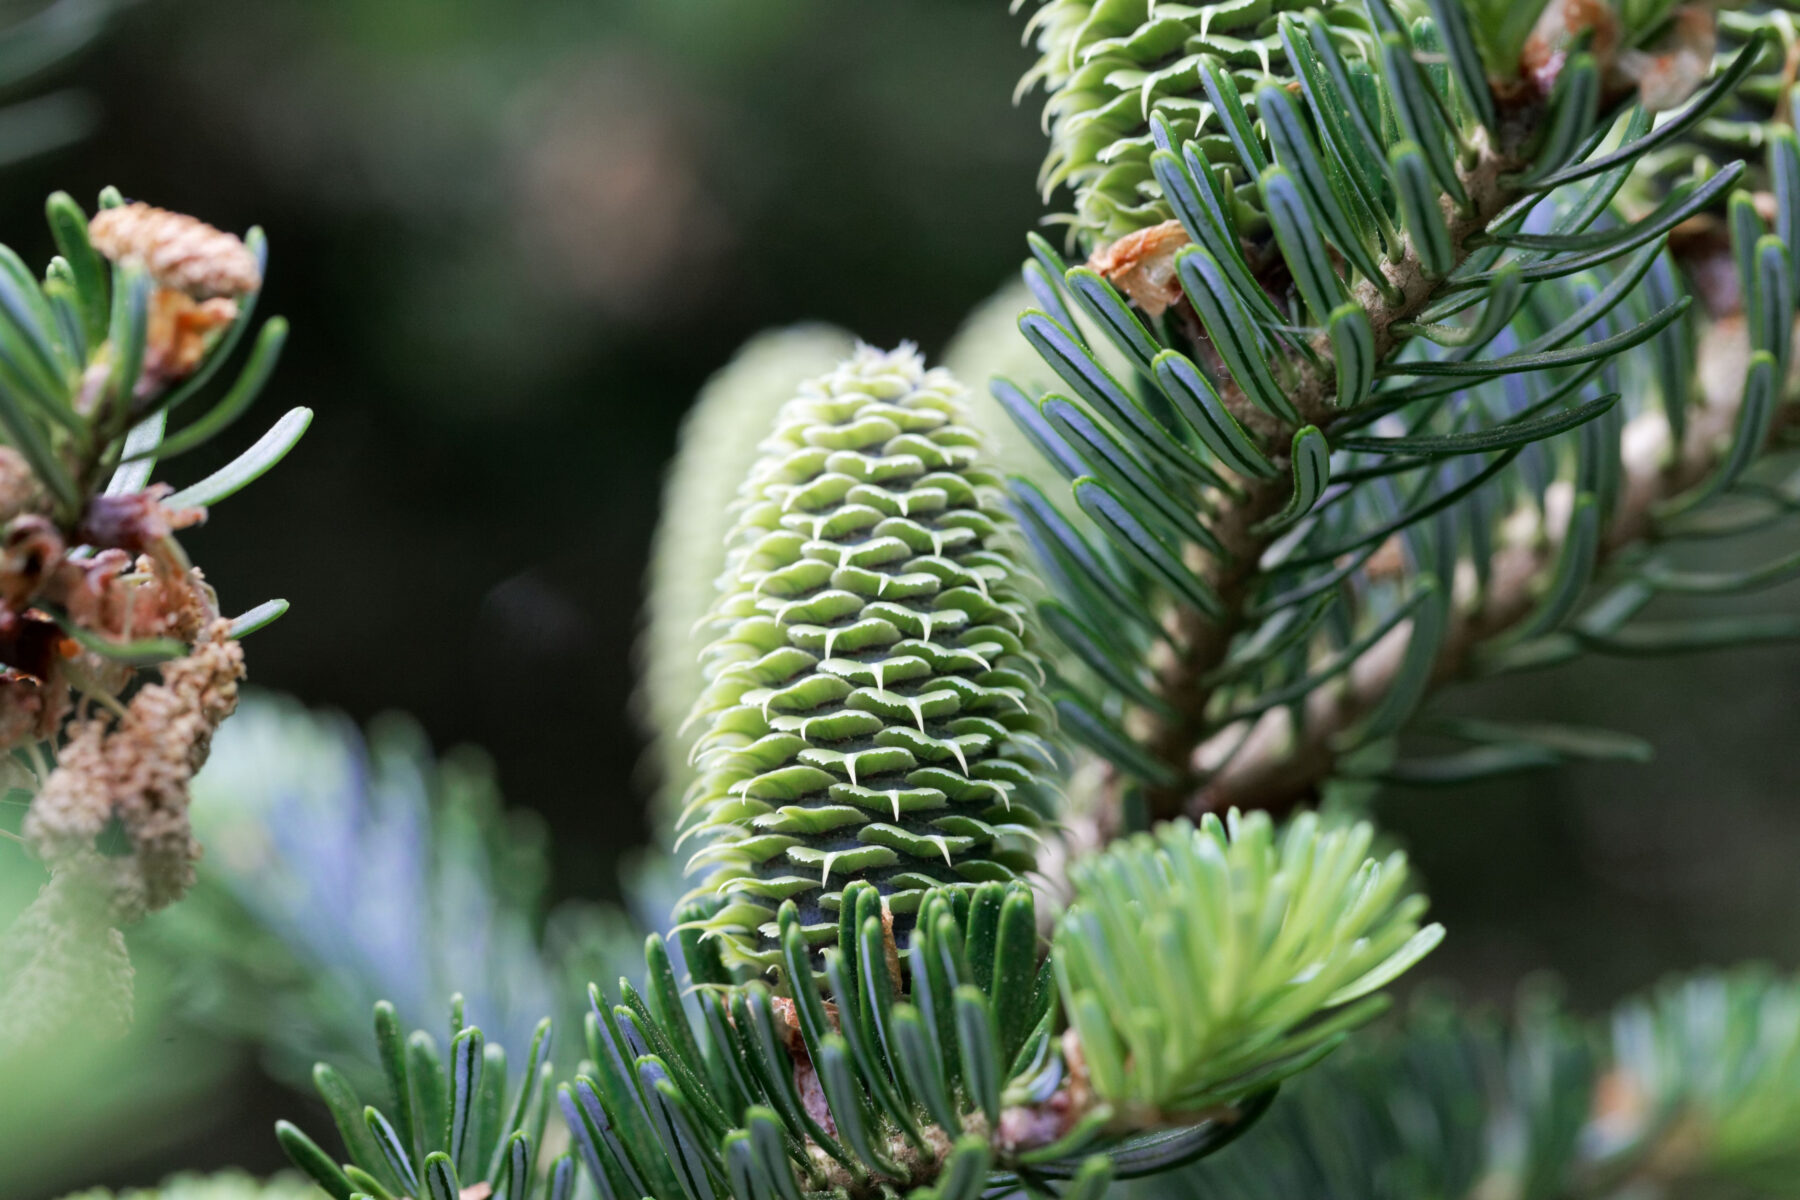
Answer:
[{"xmin": 680, "ymin": 344, "xmax": 1057, "ymax": 971}]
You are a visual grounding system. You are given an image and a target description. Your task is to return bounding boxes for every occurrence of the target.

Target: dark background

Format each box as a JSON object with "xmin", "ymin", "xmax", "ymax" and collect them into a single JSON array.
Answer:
[{"xmin": 9, "ymin": 0, "xmax": 1797, "ymax": 1192}]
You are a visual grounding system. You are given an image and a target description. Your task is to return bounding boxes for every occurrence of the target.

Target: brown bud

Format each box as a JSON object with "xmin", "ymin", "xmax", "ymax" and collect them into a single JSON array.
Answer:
[
  {"xmin": 88, "ymin": 202, "xmax": 261, "ymax": 299},
  {"xmin": 143, "ymin": 288, "xmax": 239, "ymax": 390},
  {"xmin": 1087, "ymin": 219, "xmax": 1191, "ymax": 318}
]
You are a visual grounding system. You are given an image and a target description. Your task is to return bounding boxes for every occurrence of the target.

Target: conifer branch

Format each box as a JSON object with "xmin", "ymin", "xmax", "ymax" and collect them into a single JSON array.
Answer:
[
  {"xmin": 1005, "ymin": 1, "xmax": 1800, "ymax": 838},
  {"xmin": 1137, "ymin": 126, "xmax": 1533, "ymax": 819},
  {"xmin": 0, "ymin": 191, "xmax": 301, "ymax": 1045},
  {"xmin": 1193, "ymin": 343, "xmax": 1800, "ymax": 815}
]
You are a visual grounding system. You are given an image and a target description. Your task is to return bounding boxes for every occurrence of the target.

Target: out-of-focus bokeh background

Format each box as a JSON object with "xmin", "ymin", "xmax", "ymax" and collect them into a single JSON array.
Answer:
[{"xmin": 3, "ymin": 0, "xmax": 1796, "ymax": 1195}]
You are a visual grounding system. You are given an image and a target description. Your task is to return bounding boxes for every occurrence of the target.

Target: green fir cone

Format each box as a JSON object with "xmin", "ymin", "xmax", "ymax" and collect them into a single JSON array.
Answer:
[
  {"xmin": 679, "ymin": 343, "xmax": 1058, "ymax": 972},
  {"xmin": 1019, "ymin": 0, "xmax": 1359, "ymax": 243}
]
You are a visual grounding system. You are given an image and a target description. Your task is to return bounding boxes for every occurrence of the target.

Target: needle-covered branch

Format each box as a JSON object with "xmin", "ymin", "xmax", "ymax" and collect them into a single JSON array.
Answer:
[{"xmin": 1001, "ymin": 0, "xmax": 1800, "ymax": 829}]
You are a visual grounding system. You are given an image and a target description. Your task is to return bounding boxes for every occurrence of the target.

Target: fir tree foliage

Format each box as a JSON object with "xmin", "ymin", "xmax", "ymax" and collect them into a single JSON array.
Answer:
[
  {"xmin": 546, "ymin": 826, "xmax": 1438, "ymax": 1200},
  {"xmin": 998, "ymin": 0, "xmax": 1800, "ymax": 816},
  {"xmin": 277, "ymin": 997, "xmax": 576, "ymax": 1200},
  {"xmin": 1150, "ymin": 991, "xmax": 1596, "ymax": 1199},
  {"xmin": 1054, "ymin": 810, "xmax": 1442, "ymax": 1116},
  {"xmin": 1650, "ymin": 5, "xmax": 1800, "ymax": 182},
  {"xmin": 1604, "ymin": 968, "xmax": 1800, "ymax": 1192},
  {"xmin": 0, "ymin": 188, "xmax": 301, "ymax": 631},
  {"xmin": 566, "ymin": 881, "xmax": 1257, "ymax": 1200},
  {"xmin": 678, "ymin": 345, "xmax": 1060, "ymax": 971},
  {"xmin": 1147, "ymin": 968, "xmax": 1800, "ymax": 1199}
]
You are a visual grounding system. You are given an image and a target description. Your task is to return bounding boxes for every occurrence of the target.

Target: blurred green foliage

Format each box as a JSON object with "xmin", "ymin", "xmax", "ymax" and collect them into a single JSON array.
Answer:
[
  {"xmin": 55, "ymin": 1173, "xmax": 322, "ymax": 1200},
  {"xmin": 156, "ymin": 692, "xmax": 647, "ymax": 1089},
  {"xmin": 1, "ymin": 839, "xmax": 236, "ymax": 1198}
]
